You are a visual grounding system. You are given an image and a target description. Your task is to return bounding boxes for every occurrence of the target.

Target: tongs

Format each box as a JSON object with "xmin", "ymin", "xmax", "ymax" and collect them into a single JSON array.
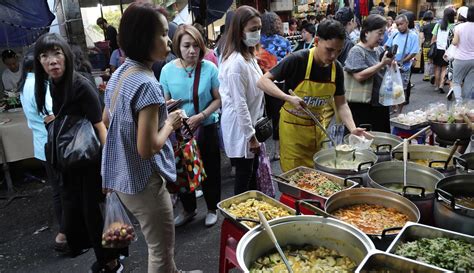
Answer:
[{"xmin": 289, "ymin": 89, "xmax": 336, "ymax": 147}]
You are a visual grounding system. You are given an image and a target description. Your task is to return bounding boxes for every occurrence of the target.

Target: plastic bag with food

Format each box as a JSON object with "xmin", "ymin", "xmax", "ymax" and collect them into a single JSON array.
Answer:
[
  {"xmin": 379, "ymin": 65, "xmax": 405, "ymax": 106},
  {"xmin": 101, "ymin": 192, "xmax": 137, "ymax": 248},
  {"xmin": 348, "ymin": 134, "xmax": 373, "ymax": 151}
]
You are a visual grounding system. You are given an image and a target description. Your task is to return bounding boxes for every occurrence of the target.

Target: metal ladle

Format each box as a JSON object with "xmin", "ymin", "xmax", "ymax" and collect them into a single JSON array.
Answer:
[{"xmin": 257, "ymin": 211, "xmax": 293, "ymax": 273}]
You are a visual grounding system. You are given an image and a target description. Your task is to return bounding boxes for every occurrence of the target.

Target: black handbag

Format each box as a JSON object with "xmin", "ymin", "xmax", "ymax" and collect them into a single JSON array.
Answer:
[
  {"xmin": 428, "ymin": 42, "xmax": 437, "ymax": 59},
  {"xmin": 45, "ymin": 114, "xmax": 101, "ymax": 171}
]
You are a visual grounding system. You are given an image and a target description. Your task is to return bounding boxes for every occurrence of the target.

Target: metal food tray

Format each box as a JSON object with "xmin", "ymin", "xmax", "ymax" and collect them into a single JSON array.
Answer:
[
  {"xmin": 274, "ymin": 166, "xmax": 360, "ymax": 207},
  {"xmin": 386, "ymin": 221, "xmax": 474, "ymax": 272},
  {"xmin": 355, "ymin": 250, "xmax": 446, "ymax": 273},
  {"xmin": 390, "ymin": 118, "xmax": 429, "ymax": 130},
  {"xmin": 217, "ymin": 190, "xmax": 295, "ymax": 231}
]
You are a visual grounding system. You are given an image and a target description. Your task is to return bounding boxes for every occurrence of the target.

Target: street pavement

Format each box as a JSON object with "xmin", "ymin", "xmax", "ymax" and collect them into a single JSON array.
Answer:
[{"xmin": 0, "ymin": 73, "xmax": 451, "ymax": 273}]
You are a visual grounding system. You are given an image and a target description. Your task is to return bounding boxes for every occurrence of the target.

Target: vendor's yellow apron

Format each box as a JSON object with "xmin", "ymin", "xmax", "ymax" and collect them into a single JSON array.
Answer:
[{"xmin": 279, "ymin": 47, "xmax": 337, "ymax": 172}]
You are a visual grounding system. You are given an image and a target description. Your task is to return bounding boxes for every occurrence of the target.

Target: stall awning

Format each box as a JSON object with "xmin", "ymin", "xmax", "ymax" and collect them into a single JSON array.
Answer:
[{"xmin": 0, "ymin": 0, "xmax": 55, "ymax": 47}]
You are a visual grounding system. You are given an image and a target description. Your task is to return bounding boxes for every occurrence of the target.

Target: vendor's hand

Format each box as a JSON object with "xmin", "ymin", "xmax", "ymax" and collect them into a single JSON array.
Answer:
[
  {"xmin": 249, "ymin": 136, "xmax": 261, "ymax": 154},
  {"xmin": 381, "ymin": 51, "xmax": 394, "ymax": 66},
  {"xmin": 351, "ymin": 127, "xmax": 374, "ymax": 139},
  {"xmin": 165, "ymin": 109, "xmax": 184, "ymax": 131},
  {"xmin": 187, "ymin": 113, "xmax": 204, "ymax": 132},
  {"xmin": 287, "ymin": 94, "xmax": 305, "ymax": 111}
]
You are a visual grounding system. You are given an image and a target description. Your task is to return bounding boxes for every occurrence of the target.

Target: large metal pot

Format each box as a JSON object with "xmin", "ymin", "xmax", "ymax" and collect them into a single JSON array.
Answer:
[
  {"xmin": 324, "ymin": 188, "xmax": 420, "ymax": 250},
  {"xmin": 434, "ymin": 174, "xmax": 474, "ymax": 235},
  {"xmin": 236, "ymin": 215, "xmax": 375, "ymax": 272},
  {"xmin": 454, "ymin": 152, "xmax": 474, "ymax": 173},
  {"xmin": 367, "ymin": 161, "xmax": 444, "ymax": 225},
  {"xmin": 430, "ymin": 121, "xmax": 472, "ymax": 141},
  {"xmin": 344, "ymin": 131, "xmax": 402, "ymax": 161},
  {"xmin": 391, "ymin": 144, "xmax": 460, "ymax": 175},
  {"xmin": 313, "ymin": 148, "xmax": 378, "ymax": 186}
]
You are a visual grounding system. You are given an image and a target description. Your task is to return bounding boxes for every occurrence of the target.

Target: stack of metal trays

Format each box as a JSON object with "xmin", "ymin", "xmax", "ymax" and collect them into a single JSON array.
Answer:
[
  {"xmin": 217, "ymin": 190, "xmax": 295, "ymax": 231},
  {"xmin": 274, "ymin": 166, "xmax": 361, "ymax": 207},
  {"xmin": 386, "ymin": 222, "xmax": 474, "ymax": 272}
]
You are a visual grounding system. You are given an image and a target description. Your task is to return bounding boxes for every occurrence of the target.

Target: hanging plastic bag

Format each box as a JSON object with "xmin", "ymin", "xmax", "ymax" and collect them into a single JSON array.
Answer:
[
  {"xmin": 101, "ymin": 192, "xmax": 137, "ymax": 248},
  {"xmin": 348, "ymin": 134, "xmax": 373, "ymax": 151},
  {"xmin": 255, "ymin": 143, "xmax": 275, "ymax": 198},
  {"xmin": 379, "ymin": 64, "xmax": 405, "ymax": 106}
]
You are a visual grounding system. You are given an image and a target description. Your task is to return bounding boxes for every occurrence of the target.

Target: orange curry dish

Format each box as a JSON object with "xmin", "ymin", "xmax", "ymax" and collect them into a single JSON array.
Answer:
[{"xmin": 332, "ymin": 204, "xmax": 410, "ymax": 235}]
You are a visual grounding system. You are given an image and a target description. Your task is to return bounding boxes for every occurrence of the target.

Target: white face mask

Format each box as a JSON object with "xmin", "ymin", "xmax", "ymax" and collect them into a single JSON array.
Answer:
[{"xmin": 243, "ymin": 30, "xmax": 261, "ymax": 47}]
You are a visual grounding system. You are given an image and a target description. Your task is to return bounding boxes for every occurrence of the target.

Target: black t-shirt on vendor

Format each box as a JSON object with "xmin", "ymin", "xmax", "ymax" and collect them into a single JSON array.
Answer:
[
  {"xmin": 51, "ymin": 72, "xmax": 103, "ymax": 125},
  {"xmin": 270, "ymin": 49, "xmax": 345, "ymax": 97}
]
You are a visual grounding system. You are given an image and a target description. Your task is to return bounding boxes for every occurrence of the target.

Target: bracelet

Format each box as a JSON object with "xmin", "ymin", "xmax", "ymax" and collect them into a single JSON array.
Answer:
[{"xmin": 201, "ymin": 111, "xmax": 207, "ymax": 119}]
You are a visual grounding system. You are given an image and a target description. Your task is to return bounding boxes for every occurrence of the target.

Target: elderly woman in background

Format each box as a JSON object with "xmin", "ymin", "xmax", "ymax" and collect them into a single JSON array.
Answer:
[{"xmin": 345, "ymin": 14, "xmax": 394, "ymax": 133}]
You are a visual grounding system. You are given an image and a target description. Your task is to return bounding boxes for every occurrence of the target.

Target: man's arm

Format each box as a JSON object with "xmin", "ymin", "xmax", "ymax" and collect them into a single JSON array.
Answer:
[{"xmin": 257, "ymin": 72, "xmax": 303, "ymax": 109}]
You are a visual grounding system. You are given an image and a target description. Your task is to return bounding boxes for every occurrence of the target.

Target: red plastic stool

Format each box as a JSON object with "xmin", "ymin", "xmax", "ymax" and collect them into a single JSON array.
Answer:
[
  {"xmin": 219, "ymin": 218, "xmax": 246, "ymax": 273},
  {"xmin": 279, "ymin": 193, "xmax": 317, "ymax": 215}
]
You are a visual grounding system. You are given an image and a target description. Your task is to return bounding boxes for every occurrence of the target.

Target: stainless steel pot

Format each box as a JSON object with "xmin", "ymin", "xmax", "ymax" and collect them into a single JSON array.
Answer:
[
  {"xmin": 343, "ymin": 131, "xmax": 402, "ymax": 160},
  {"xmin": 324, "ymin": 188, "xmax": 420, "ymax": 250},
  {"xmin": 434, "ymin": 174, "xmax": 474, "ymax": 235},
  {"xmin": 391, "ymin": 144, "xmax": 460, "ymax": 175},
  {"xmin": 430, "ymin": 121, "xmax": 472, "ymax": 141},
  {"xmin": 367, "ymin": 161, "xmax": 444, "ymax": 225},
  {"xmin": 313, "ymin": 148, "xmax": 378, "ymax": 186},
  {"xmin": 454, "ymin": 152, "xmax": 474, "ymax": 173},
  {"xmin": 236, "ymin": 215, "xmax": 376, "ymax": 272}
]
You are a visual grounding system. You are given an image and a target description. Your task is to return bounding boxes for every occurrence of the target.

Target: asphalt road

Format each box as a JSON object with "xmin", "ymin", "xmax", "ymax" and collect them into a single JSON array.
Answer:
[{"xmin": 0, "ymin": 73, "xmax": 451, "ymax": 273}]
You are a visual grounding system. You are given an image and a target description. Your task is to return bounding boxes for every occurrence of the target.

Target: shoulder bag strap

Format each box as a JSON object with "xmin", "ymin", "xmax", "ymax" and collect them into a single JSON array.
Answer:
[
  {"xmin": 109, "ymin": 66, "xmax": 143, "ymax": 116},
  {"xmin": 192, "ymin": 61, "xmax": 202, "ymax": 115},
  {"xmin": 401, "ymin": 31, "xmax": 410, "ymax": 60}
]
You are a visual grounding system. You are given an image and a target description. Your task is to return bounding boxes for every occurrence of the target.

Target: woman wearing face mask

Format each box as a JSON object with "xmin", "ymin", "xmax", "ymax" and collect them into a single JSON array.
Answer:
[
  {"xmin": 160, "ymin": 25, "xmax": 221, "ymax": 227},
  {"xmin": 34, "ymin": 33, "xmax": 124, "ymax": 272},
  {"xmin": 218, "ymin": 5, "xmax": 265, "ymax": 195},
  {"xmin": 344, "ymin": 14, "xmax": 394, "ymax": 133},
  {"xmin": 101, "ymin": 3, "xmax": 186, "ymax": 272}
]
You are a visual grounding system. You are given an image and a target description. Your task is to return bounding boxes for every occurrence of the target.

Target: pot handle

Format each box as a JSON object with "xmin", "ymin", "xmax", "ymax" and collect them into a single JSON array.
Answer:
[
  {"xmin": 391, "ymin": 151, "xmax": 410, "ymax": 160},
  {"xmin": 435, "ymin": 188, "xmax": 456, "ymax": 209},
  {"xmin": 295, "ymin": 199, "xmax": 333, "ymax": 218},
  {"xmin": 453, "ymin": 156, "xmax": 468, "ymax": 169},
  {"xmin": 359, "ymin": 124, "xmax": 373, "ymax": 131},
  {"xmin": 320, "ymin": 139, "xmax": 332, "ymax": 148},
  {"xmin": 376, "ymin": 144, "xmax": 393, "ymax": 153},
  {"xmin": 381, "ymin": 227, "xmax": 403, "ymax": 238},
  {"xmin": 357, "ymin": 161, "xmax": 374, "ymax": 172},
  {"xmin": 344, "ymin": 176, "xmax": 363, "ymax": 187},
  {"xmin": 235, "ymin": 217, "xmax": 261, "ymax": 224},
  {"xmin": 429, "ymin": 160, "xmax": 449, "ymax": 171},
  {"xmin": 403, "ymin": 185, "xmax": 426, "ymax": 198}
]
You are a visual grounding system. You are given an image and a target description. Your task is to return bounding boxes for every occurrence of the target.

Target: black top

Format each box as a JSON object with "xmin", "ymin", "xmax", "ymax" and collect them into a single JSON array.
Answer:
[
  {"xmin": 338, "ymin": 33, "xmax": 355, "ymax": 65},
  {"xmin": 270, "ymin": 49, "xmax": 345, "ymax": 96},
  {"xmin": 106, "ymin": 25, "xmax": 119, "ymax": 51},
  {"xmin": 421, "ymin": 22, "xmax": 436, "ymax": 47},
  {"xmin": 51, "ymin": 72, "xmax": 102, "ymax": 124}
]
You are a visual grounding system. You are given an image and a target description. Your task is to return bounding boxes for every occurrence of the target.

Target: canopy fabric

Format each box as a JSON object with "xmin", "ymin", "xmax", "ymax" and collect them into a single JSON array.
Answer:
[
  {"xmin": 190, "ymin": 0, "xmax": 233, "ymax": 25},
  {"xmin": 0, "ymin": 0, "xmax": 55, "ymax": 48}
]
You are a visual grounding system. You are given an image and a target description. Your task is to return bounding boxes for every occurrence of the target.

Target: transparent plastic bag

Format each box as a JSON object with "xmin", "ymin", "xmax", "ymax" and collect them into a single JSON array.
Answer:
[
  {"xmin": 379, "ymin": 65, "xmax": 405, "ymax": 106},
  {"xmin": 101, "ymin": 192, "xmax": 137, "ymax": 248},
  {"xmin": 348, "ymin": 134, "xmax": 373, "ymax": 151}
]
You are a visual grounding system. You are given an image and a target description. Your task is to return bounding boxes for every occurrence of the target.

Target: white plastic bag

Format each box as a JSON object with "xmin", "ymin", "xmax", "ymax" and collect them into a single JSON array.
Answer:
[
  {"xmin": 348, "ymin": 134, "xmax": 373, "ymax": 151},
  {"xmin": 379, "ymin": 65, "xmax": 406, "ymax": 106},
  {"xmin": 444, "ymin": 44, "xmax": 457, "ymax": 62}
]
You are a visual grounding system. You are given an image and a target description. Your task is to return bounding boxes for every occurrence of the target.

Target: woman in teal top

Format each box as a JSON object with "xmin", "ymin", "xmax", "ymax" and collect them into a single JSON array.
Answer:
[{"xmin": 160, "ymin": 25, "xmax": 222, "ymax": 227}]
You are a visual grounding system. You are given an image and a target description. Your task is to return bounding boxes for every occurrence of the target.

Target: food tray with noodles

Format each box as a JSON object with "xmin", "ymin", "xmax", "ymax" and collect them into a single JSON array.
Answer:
[
  {"xmin": 274, "ymin": 166, "xmax": 361, "ymax": 206},
  {"xmin": 390, "ymin": 118, "xmax": 429, "ymax": 130},
  {"xmin": 217, "ymin": 190, "xmax": 295, "ymax": 230},
  {"xmin": 355, "ymin": 250, "xmax": 446, "ymax": 273},
  {"xmin": 386, "ymin": 222, "xmax": 474, "ymax": 272}
]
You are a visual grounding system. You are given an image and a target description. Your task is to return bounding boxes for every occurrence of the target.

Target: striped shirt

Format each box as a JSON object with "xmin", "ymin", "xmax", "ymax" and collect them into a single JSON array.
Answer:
[{"xmin": 101, "ymin": 58, "xmax": 176, "ymax": 194}]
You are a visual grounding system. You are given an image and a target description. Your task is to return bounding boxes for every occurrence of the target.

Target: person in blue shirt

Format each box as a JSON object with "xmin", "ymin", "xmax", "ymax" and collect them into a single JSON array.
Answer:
[
  {"xmin": 19, "ymin": 51, "xmax": 66, "ymax": 251},
  {"xmin": 160, "ymin": 25, "xmax": 222, "ymax": 228},
  {"xmin": 384, "ymin": 14, "xmax": 420, "ymax": 105}
]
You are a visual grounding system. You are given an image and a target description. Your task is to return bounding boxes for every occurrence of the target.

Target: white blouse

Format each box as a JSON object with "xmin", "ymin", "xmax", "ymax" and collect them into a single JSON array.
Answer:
[{"xmin": 218, "ymin": 52, "xmax": 264, "ymax": 159}]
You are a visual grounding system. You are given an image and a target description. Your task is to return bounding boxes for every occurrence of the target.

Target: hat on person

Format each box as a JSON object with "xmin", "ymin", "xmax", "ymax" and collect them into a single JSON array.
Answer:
[
  {"xmin": 457, "ymin": 6, "xmax": 468, "ymax": 18},
  {"xmin": 335, "ymin": 7, "xmax": 354, "ymax": 24}
]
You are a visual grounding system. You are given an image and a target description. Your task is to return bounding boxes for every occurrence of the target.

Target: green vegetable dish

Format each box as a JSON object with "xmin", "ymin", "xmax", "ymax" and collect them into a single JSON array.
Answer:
[
  {"xmin": 250, "ymin": 245, "xmax": 356, "ymax": 272},
  {"xmin": 395, "ymin": 238, "xmax": 474, "ymax": 271}
]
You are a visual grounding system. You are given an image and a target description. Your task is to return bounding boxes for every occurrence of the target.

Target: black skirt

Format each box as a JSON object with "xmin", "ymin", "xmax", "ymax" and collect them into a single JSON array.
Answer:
[{"xmin": 433, "ymin": 49, "xmax": 448, "ymax": 66}]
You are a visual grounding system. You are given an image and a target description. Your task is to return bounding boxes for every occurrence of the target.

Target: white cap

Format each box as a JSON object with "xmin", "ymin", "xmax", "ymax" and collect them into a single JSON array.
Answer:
[{"xmin": 458, "ymin": 6, "xmax": 468, "ymax": 18}]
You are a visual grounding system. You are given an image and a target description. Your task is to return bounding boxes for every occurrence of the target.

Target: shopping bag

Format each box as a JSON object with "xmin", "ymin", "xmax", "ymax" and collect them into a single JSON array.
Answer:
[
  {"xmin": 444, "ymin": 44, "xmax": 457, "ymax": 62},
  {"xmin": 256, "ymin": 143, "xmax": 275, "ymax": 198},
  {"xmin": 101, "ymin": 192, "xmax": 137, "ymax": 248},
  {"xmin": 167, "ymin": 121, "xmax": 206, "ymax": 194},
  {"xmin": 379, "ymin": 64, "xmax": 405, "ymax": 106}
]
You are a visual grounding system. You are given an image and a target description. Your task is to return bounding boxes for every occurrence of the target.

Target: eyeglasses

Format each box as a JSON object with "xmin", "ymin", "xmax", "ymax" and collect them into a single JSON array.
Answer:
[{"xmin": 39, "ymin": 51, "xmax": 64, "ymax": 62}]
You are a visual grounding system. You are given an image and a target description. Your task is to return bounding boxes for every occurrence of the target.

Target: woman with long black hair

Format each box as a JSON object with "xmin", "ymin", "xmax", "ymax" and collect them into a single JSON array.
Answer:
[{"xmin": 34, "ymin": 33, "xmax": 123, "ymax": 272}]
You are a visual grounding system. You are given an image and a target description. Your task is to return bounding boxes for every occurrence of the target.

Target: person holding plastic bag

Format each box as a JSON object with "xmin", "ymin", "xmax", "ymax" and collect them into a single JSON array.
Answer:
[
  {"xmin": 101, "ymin": 3, "xmax": 185, "ymax": 272},
  {"xmin": 379, "ymin": 61, "xmax": 406, "ymax": 106},
  {"xmin": 344, "ymin": 14, "xmax": 395, "ymax": 133}
]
